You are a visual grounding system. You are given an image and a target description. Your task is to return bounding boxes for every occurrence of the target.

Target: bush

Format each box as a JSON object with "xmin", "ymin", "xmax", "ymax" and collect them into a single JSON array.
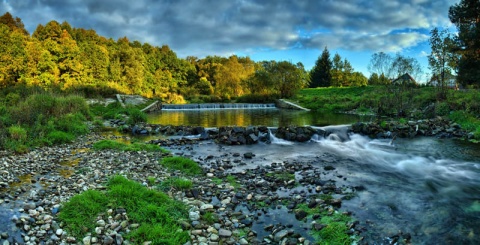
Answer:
[
  {"xmin": 8, "ymin": 125, "xmax": 27, "ymax": 142},
  {"xmin": 126, "ymin": 108, "xmax": 147, "ymax": 125},
  {"xmin": 46, "ymin": 131, "xmax": 75, "ymax": 144},
  {"xmin": 435, "ymin": 102, "xmax": 451, "ymax": 116}
]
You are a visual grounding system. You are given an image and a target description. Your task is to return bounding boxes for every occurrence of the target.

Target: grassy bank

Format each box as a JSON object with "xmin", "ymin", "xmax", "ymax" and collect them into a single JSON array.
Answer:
[
  {"xmin": 0, "ymin": 91, "xmax": 91, "ymax": 152},
  {"xmin": 0, "ymin": 86, "xmax": 150, "ymax": 152},
  {"xmin": 292, "ymin": 86, "xmax": 480, "ymax": 140}
]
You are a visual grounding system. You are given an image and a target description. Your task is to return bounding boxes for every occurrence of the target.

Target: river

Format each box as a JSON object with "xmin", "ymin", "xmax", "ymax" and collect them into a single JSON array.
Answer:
[{"xmin": 149, "ymin": 108, "xmax": 480, "ymax": 244}]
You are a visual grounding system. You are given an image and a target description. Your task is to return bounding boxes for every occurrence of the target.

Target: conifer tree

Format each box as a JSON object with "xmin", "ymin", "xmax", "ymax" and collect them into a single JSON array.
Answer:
[{"xmin": 309, "ymin": 47, "xmax": 332, "ymax": 87}]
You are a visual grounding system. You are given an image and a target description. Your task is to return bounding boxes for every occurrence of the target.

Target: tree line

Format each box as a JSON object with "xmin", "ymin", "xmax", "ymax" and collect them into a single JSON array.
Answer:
[{"xmin": 0, "ymin": 12, "xmax": 308, "ymax": 102}]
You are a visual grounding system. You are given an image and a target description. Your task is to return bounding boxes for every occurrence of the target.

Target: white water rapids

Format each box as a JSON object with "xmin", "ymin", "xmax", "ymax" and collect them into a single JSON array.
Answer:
[{"xmin": 186, "ymin": 127, "xmax": 480, "ymax": 244}]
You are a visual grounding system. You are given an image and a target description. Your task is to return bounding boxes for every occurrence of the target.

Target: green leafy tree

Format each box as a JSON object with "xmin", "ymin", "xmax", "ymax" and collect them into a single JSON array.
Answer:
[
  {"xmin": 428, "ymin": 27, "xmax": 458, "ymax": 98},
  {"xmin": 309, "ymin": 47, "xmax": 332, "ymax": 87},
  {"xmin": 449, "ymin": 0, "xmax": 480, "ymax": 86}
]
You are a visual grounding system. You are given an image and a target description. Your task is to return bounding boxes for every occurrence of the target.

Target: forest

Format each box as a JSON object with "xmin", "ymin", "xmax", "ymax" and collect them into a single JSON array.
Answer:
[{"xmin": 0, "ymin": 12, "xmax": 384, "ymax": 103}]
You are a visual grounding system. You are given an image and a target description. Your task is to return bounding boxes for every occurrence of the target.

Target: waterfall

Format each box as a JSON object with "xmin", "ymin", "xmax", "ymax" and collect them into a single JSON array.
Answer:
[
  {"xmin": 162, "ymin": 103, "xmax": 276, "ymax": 110},
  {"xmin": 267, "ymin": 127, "xmax": 294, "ymax": 145}
]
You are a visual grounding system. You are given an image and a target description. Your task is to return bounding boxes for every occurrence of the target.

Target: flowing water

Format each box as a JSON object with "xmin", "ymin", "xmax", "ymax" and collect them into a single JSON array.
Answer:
[{"xmin": 178, "ymin": 127, "xmax": 480, "ymax": 244}]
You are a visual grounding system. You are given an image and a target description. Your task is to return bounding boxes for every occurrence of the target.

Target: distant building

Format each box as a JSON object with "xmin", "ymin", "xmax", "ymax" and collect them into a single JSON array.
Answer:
[
  {"xmin": 428, "ymin": 73, "xmax": 458, "ymax": 90},
  {"xmin": 392, "ymin": 73, "xmax": 417, "ymax": 86}
]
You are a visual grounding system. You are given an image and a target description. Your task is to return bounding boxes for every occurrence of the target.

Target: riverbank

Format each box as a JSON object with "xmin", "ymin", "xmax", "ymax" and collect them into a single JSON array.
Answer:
[{"xmin": 0, "ymin": 131, "xmax": 365, "ymax": 245}]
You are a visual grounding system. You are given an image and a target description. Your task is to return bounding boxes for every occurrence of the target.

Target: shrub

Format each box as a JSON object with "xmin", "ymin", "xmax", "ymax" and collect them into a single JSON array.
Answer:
[
  {"xmin": 160, "ymin": 157, "xmax": 202, "ymax": 175},
  {"xmin": 56, "ymin": 113, "xmax": 89, "ymax": 136},
  {"xmin": 126, "ymin": 108, "xmax": 147, "ymax": 125},
  {"xmin": 8, "ymin": 125, "xmax": 27, "ymax": 142},
  {"xmin": 435, "ymin": 102, "xmax": 450, "ymax": 116},
  {"xmin": 46, "ymin": 131, "xmax": 75, "ymax": 144}
]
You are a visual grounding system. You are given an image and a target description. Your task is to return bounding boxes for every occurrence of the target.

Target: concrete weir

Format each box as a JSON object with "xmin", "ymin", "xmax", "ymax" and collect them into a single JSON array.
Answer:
[{"xmin": 275, "ymin": 99, "xmax": 310, "ymax": 111}]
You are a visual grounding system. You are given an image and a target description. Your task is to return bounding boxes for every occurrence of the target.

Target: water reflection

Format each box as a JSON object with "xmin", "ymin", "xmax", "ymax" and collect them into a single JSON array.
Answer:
[{"xmin": 147, "ymin": 109, "xmax": 372, "ymax": 127}]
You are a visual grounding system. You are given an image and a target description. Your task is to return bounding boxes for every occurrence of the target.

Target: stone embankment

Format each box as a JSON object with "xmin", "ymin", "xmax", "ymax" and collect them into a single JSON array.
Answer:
[
  {"xmin": 110, "ymin": 116, "xmax": 471, "ymax": 146},
  {"xmin": 351, "ymin": 117, "xmax": 471, "ymax": 139}
]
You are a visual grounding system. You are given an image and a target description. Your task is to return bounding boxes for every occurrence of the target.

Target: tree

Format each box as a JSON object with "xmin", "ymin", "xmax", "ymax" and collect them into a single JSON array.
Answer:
[
  {"xmin": 309, "ymin": 47, "xmax": 332, "ymax": 87},
  {"xmin": 449, "ymin": 0, "xmax": 480, "ymax": 86},
  {"xmin": 368, "ymin": 73, "xmax": 390, "ymax": 85},
  {"xmin": 368, "ymin": 52, "xmax": 393, "ymax": 79},
  {"xmin": 390, "ymin": 54, "xmax": 423, "ymax": 81},
  {"xmin": 428, "ymin": 27, "xmax": 458, "ymax": 98},
  {"xmin": 0, "ymin": 12, "xmax": 28, "ymax": 35},
  {"xmin": 251, "ymin": 61, "xmax": 308, "ymax": 98}
]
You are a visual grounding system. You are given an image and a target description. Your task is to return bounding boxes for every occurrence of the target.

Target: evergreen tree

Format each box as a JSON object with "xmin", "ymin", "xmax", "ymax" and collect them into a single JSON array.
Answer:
[
  {"xmin": 309, "ymin": 47, "xmax": 332, "ymax": 87},
  {"xmin": 449, "ymin": 0, "xmax": 480, "ymax": 86}
]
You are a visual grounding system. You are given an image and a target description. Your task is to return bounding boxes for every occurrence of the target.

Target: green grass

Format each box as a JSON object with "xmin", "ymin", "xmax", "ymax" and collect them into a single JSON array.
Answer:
[
  {"xmin": 293, "ymin": 86, "xmax": 380, "ymax": 112},
  {"xmin": 157, "ymin": 177, "xmax": 193, "ymax": 191},
  {"xmin": 295, "ymin": 195, "xmax": 356, "ymax": 245},
  {"xmin": 226, "ymin": 175, "xmax": 240, "ymax": 189},
  {"xmin": 314, "ymin": 212, "xmax": 353, "ymax": 245},
  {"xmin": 58, "ymin": 176, "xmax": 190, "ymax": 244},
  {"xmin": 92, "ymin": 139, "xmax": 168, "ymax": 152},
  {"xmin": 0, "ymin": 92, "xmax": 91, "ymax": 152},
  {"xmin": 160, "ymin": 157, "xmax": 202, "ymax": 176},
  {"xmin": 201, "ymin": 212, "xmax": 218, "ymax": 225},
  {"xmin": 90, "ymin": 102, "xmax": 147, "ymax": 125},
  {"xmin": 57, "ymin": 190, "xmax": 109, "ymax": 237},
  {"xmin": 211, "ymin": 177, "xmax": 223, "ymax": 185},
  {"xmin": 265, "ymin": 172, "xmax": 295, "ymax": 182}
]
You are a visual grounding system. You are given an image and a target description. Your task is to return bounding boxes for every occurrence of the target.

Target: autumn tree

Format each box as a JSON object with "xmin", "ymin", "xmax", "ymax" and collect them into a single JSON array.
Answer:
[
  {"xmin": 309, "ymin": 47, "xmax": 332, "ymax": 87},
  {"xmin": 0, "ymin": 24, "xmax": 27, "ymax": 87},
  {"xmin": 449, "ymin": 0, "xmax": 480, "ymax": 86},
  {"xmin": 0, "ymin": 12, "xmax": 28, "ymax": 35}
]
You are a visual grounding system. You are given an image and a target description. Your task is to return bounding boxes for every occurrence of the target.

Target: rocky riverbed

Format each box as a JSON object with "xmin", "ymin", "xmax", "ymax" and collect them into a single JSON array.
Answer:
[{"xmin": 0, "ymin": 131, "xmax": 377, "ymax": 245}]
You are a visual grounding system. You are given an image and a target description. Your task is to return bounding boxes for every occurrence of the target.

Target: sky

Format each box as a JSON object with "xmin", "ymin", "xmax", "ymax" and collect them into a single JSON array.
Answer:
[{"xmin": 1, "ymin": 0, "xmax": 458, "ymax": 81}]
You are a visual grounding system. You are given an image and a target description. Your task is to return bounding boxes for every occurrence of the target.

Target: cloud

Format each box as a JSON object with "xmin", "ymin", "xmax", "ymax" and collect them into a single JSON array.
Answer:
[{"xmin": 0, "ymin": 0, "xmax": 457, "ymax": 58}]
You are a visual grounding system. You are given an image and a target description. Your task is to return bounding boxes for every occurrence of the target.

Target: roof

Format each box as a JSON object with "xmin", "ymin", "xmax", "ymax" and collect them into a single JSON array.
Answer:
[{"xmin": 392, "ymin": 73, "xmax": 416, "ymax": 85}]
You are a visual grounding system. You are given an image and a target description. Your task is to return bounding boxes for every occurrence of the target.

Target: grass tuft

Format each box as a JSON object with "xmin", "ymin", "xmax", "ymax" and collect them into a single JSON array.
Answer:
[
  {"xmin": 158, "ymin": 177, "xmax": 193, "ymax": 191},
  {"xmin": 160, "ymin": 156, "xmax": 202, "ymax": 175},
  {"xmin": 59, "ymin": 176, "xmax": 190, "ymax": 244}
]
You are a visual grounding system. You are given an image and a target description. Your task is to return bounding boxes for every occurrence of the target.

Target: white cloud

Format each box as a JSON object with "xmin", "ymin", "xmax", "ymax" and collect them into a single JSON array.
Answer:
[{"xmin": 0, "ymin": 0, "xmax": 457, "ymax": 58}]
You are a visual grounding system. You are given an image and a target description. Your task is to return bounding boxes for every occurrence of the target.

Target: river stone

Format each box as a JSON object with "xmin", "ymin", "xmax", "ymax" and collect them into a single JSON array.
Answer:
[
  {"xmin": 295, "ymin": 209, "xmax": 308, "ymax": 220},
  {"xmin": 200, "ymin": 204, "xmax": 214, "ymax": 210},
  {"xmin": 218, "ymin": 229, "xmax": 232, "ymax": 237},
  {"xmin": 116, "ymin": 234, "xmax": 124, "ymax": 244},
  {"xmin": 210, "ymin": 233, "xmax": 219, "ymax": 241},
  {"xmin": 243, "ymin": 152, "xmax": 254, "ymax": 159},
  {"xmin": 189, "ymin": 211, "xmax": 200, "ymax": 221},
  {"xmin": 274, "ymin": 229, "xmax": 289, "ymax": 242},
  {"xmin": 24, "ymin": 202, "xmax": 36, "ymax": 210},
  {"xmin": 83, "ymin": 236, "xmax": 92, "ymax": 245},
  {"xmin": 103, "ymin": 235, "xmax": 114, "ymax": 245}
]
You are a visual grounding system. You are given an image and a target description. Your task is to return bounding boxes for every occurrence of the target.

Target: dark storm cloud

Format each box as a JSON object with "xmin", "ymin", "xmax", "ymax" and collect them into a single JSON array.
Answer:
[{"xmin": 0, "ymin": 0, "xmax": 455, "ymax": 57}]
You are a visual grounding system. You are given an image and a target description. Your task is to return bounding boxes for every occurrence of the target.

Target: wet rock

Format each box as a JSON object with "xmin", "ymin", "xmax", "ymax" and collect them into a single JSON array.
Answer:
[
  {"xmin": 243, "ymin": 152, "xmax": 254, "ymax": 159},
  {"xmin": 219, "ymin": 229, "xmax": 232, "ymax": 237}
]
